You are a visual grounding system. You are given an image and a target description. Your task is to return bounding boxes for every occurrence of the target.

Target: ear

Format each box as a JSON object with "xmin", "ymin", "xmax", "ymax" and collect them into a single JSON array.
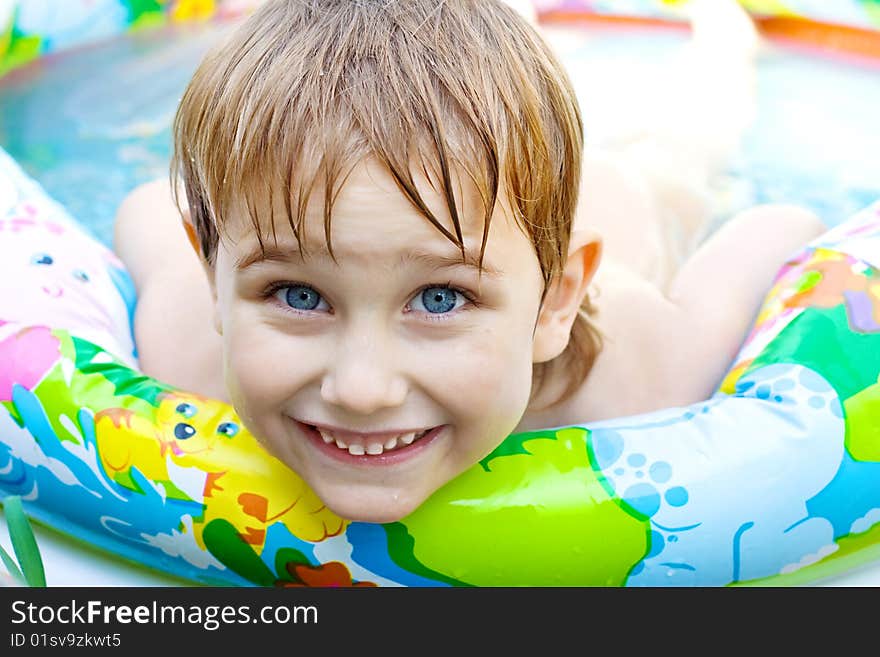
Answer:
[
  {"xmin": 182, "ymin": 214, "xmax": 202, "ymax": 257},
  {"xmin": 532, "ymin": 227, "xmax": 602, "ymax": 363}
]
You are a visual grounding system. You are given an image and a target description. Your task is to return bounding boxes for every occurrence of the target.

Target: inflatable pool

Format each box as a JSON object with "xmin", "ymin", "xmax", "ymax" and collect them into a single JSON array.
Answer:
[{"xmin": 2, "ymin": 1, "xmax": 880, "ymax": 587}]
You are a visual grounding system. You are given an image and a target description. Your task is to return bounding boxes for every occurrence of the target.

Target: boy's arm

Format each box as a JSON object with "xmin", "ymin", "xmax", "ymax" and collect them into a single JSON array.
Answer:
[{"xmin": 661, "ymin": 204, "xmax": 826, "ymax": 403}]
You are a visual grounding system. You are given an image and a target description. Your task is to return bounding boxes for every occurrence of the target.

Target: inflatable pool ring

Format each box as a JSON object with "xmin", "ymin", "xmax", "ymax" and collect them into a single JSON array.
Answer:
[
  {"xmin": 3, "ymin": 0, "xmax": 880, "ymax": 587},
  {"xmin": 2, "ymin": 144, "xmax": 880, "ymax": 588},
  {"xmin": 0, "ymin": 0, "xmax": 258, "ymax": 77},
  {"xmin": 3, "ymin": 1, "xmax": 880, "ymax": 77},
  {"xmin": 537, "ymin": 1, "xmax": 880, "ymax": 62},
  {"xmin": 536, "ymin": 0, "xmax": 880, "ymax": 31}
]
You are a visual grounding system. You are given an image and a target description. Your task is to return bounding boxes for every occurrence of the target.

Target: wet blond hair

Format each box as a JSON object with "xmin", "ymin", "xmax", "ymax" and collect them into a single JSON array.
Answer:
[{"xmin": 171, "ymin": 0, "xmax": 600, "ymax": 407}]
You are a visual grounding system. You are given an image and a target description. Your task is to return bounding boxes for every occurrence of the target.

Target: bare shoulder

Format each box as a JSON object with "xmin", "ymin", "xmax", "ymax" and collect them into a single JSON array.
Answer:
[
  {"xmin": 581, "ymin": 262, "xmax": 702, "ymax": 419},
  {"xmin": 113, "ymin": 177, "xmax": 192, "ymax": 289},
  {"xmin": 113, "ymin": 177, "xmax": 227, "ymax": 401},
  {"xmin": 520, "ymin": 204, "xmax": 827, "ymax": 430},
  {"xmin": 520, "ymin": 261, "xmax": 689, "ymax": 429}
]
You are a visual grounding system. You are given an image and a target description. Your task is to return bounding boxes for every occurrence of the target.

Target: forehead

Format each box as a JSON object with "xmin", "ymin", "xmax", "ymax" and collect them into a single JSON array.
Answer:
[{"xmin": 221, "ymin": 158, "xmax": 530, "ymax": 261}]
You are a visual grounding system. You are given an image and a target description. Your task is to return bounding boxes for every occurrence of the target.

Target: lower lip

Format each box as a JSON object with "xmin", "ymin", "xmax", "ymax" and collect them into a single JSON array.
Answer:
[{"xmin": 294, "ymin": 421, "xmax": 445, "ymax": 466}]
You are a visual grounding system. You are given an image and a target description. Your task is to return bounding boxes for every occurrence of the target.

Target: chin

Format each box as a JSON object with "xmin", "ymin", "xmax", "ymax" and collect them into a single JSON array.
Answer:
[{"xmin": 324, "ymin": 495, "xmax": 423, "ymax": 525}]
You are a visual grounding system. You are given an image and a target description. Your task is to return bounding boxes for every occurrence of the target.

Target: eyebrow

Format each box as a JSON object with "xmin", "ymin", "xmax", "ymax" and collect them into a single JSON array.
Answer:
[{"xmin": 234, "ymin": 243, "xmax": 503, "ymax": 278}]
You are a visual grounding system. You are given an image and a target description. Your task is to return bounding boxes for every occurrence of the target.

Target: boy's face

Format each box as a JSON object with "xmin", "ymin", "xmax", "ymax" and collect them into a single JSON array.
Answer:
[{"xmin": 209, "ymin": 159, "xmax": 546, "ymax": 523}]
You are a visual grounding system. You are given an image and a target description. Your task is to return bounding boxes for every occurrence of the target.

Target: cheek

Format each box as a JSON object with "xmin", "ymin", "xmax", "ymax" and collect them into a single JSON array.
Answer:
[
  {"xmin": 220, "ymin": 315, "xmax": 305, "ymax": 415},
  {"xmin": 438, "ymin": 324, "xmax": 535, "ymax": 421}
]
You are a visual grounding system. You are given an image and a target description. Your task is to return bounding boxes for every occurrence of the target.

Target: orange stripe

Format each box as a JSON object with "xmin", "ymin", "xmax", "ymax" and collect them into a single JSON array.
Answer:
[
  {"xmin": 538, "ymin": 9, "xmax": 880, "ymax": 62},
  {"xmin": 754, "ymin": 16, "xmax": 880, "ymax": 61},
  {"xmin": 539, "ymin": 10, "xmax": 688, "ymax": 32}
]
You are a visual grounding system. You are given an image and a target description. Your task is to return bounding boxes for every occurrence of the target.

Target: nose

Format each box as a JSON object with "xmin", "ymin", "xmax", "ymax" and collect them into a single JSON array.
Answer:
[{"xmin": 320, "ymin": 330, "xmax": 409, "ymax": 415}]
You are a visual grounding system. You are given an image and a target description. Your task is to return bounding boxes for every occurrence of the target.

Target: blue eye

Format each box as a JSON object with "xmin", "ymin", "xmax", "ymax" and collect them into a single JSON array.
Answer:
[
  {"xmin": 414, "ymin": 286, "xmax": 463, "ymax": 314},
  {"xmin": 175, "ymin": 402, "xmax": 197, "ymax": 418},
  {"xmin": 217, "ymin": 422, "xmax": 239, "ymax": 438},
  {"xmin": 31, "ymin": 253, "xmax": 53, "ymax": 266},
  {"xmin": 72, "ymin": 269, "xmax": 90, "ymax": 282},
  {"xmin": 278, "ymin": 285, "xmax": 327, "ymax": 311},
  {"xmin": 174, "ymin": 422, "xmax": 196, "ymax": 440}
]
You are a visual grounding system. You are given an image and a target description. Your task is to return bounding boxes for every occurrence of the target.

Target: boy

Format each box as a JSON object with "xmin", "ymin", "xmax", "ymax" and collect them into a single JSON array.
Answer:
[{"xmin": 114, "ymin": 0, "xmax": 824, "ymax": 523}]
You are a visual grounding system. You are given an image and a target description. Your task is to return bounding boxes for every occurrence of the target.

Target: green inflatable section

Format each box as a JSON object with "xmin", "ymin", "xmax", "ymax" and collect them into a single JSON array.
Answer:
[{"xmin": 402, "ymin": 428, "xmax": 648, "ymax": 586}]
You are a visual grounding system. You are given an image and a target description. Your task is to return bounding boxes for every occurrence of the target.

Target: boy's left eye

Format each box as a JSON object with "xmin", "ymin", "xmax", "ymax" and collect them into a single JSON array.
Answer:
[
  {"xmin": 274, "ymin": 284, "xmax": 330, "ymax": 312},
  {"xmin": 409, "ymin": 286, "xmax": 467, "ymax": 314}
]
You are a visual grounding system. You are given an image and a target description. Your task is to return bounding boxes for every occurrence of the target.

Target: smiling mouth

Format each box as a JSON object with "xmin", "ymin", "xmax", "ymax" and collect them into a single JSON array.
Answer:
[{"xmin": 297, "ymin": 422, "xmax": 437, "ymax": 457}]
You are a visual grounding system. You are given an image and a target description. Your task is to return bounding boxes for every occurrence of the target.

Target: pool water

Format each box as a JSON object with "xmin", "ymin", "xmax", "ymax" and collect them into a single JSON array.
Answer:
[
  {"xmin": 0, "ymin": 19, "xmax": 878, "ymax": 246},
  {"xmin": 549, "ymin": 24, "xmax": 880, "ymax": 226},
  {"xmin": 0, "ymin": 21, "xmax": 229, "ymax": 245}
]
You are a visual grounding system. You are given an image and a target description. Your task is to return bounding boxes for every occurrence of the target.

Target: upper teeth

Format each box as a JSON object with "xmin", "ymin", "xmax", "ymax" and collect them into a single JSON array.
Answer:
[{"xmin": 317, "ymin": 429, "xmax": 429, "ymax": 455}]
